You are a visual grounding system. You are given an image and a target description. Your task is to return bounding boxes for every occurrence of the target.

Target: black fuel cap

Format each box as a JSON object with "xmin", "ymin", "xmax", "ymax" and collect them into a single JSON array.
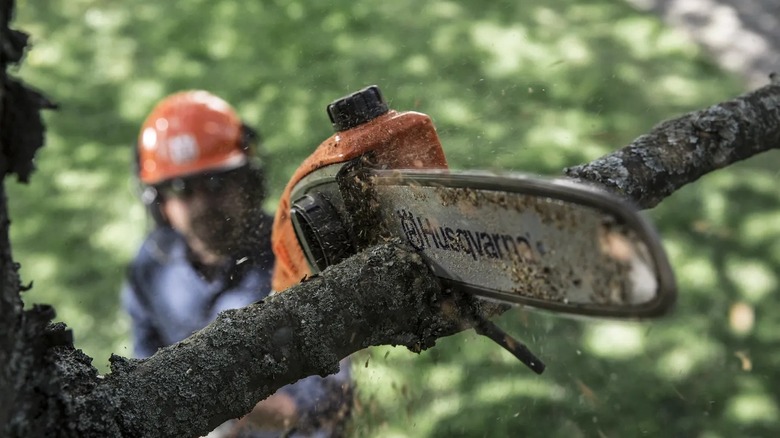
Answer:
[{"xmin": 327, "ymin": 85, "xmax": 389, "ymax": 132}]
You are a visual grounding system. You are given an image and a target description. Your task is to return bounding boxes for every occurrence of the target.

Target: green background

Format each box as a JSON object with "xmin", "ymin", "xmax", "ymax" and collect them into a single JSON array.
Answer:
[{"xmin": 8, "ymin": 0, "xmax": 780, "ymax": 436}]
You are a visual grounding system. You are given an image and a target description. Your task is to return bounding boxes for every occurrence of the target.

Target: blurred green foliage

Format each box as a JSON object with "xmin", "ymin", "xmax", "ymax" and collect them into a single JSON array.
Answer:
[{"xmin": 8, "ymin": 0, "xmax": 780, "ymax": 436}]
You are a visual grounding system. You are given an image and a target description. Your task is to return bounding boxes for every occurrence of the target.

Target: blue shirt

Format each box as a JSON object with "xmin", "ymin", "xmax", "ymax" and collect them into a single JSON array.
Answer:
[{"xmin": 121, "ymin": 223, "xmax": 352, "ymax": 437}]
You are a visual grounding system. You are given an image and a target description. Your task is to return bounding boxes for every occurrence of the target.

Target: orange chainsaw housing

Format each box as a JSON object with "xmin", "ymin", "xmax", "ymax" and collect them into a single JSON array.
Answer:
[{"xmin": 271, "ymin": 109, "xmax": 448, "ymax": 292}]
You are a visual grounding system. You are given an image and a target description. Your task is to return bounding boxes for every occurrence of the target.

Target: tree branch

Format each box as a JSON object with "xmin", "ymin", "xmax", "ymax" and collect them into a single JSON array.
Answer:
[
  {"xmin": 565, "ymin": 74, "xmax": 780, "ymax": 209},
  {"xmin": 59, "ymin": 244, "xmax": 496, "ymax": 437}
]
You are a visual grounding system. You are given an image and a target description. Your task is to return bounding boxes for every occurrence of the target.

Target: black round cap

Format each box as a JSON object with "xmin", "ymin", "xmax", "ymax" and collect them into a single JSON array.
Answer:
[{"xmin": 327, "ymin": 85, "xmax": 389, "ymax": 132}]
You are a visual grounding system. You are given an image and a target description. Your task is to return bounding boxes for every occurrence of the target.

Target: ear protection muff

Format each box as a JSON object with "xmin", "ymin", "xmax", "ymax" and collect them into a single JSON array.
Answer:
[{"xmin": 132, "ymin": 122, "xmax": 267, "ymax": 228}]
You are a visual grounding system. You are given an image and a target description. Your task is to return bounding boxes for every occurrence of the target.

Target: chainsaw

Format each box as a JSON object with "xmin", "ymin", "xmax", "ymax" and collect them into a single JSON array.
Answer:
[{"xmin": 271, "ymin": 85, "xmax": 677, "ymax": 374}]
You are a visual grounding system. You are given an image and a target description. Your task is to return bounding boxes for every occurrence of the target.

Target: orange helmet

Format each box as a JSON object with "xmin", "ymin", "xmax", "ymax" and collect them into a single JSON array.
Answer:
[{"xmin": 137, "ymin": 90, "xmax": 247, "ymax": 185}]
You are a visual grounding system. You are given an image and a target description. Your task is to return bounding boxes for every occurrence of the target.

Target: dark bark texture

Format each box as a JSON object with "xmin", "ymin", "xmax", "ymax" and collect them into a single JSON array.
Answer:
[
  {"xmin": 565, "ymin": 73, "xmax": 780, "ymax": 209},
  {"xmin": 1, "ymin": 1, "xmax": 68, "ymax": 436},
  {"xmin": 3, "ymin": 0, "xmax": 780, "ymax": 434},
  {"xmin": 90, "ymin": 245, "xmax": 498, "ymax": 437}
]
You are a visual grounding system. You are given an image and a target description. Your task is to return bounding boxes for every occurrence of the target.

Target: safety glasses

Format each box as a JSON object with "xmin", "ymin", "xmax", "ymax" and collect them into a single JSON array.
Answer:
[{"xmin": 156, "ymin": 167, "xmax": 246, "ymax": 199}]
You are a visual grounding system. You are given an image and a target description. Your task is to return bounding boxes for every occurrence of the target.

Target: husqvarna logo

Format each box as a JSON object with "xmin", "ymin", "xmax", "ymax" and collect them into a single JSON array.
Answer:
[
  {"xmin": 396, "ymin": 208, "xmax": 537, "ymax": 262},
  {"xmin": 167, "ymin": 134, "xmax": 199, "ymax": 164}
]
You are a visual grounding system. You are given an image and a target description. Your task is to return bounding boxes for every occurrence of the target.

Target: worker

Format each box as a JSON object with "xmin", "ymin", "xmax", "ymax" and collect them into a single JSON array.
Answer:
[{"xmin": 122, "ymin": 90, "xmax": 352, "ymax": 437}]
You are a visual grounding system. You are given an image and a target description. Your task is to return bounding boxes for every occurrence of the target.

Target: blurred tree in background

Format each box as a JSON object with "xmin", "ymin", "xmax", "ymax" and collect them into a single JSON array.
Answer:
[{"xmin": 9, "ymin": 0, "xmax": 780, "ymax": 436}]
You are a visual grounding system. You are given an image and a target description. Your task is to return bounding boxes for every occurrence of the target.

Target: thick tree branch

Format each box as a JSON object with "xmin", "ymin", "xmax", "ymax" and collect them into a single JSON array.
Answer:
[
  {"xmin": 57, "ymin": 244, "xmax": 496, "ymax": 437},
  {"xmin": 565, "ymin": 74, "xmax": 780, "ymax": 209}
]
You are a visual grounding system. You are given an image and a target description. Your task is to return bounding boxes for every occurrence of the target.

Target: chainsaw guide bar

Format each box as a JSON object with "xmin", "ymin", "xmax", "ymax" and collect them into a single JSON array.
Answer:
[{"xmin": 290, "ymin": 163, "xmax": 676, "ymax": 319}]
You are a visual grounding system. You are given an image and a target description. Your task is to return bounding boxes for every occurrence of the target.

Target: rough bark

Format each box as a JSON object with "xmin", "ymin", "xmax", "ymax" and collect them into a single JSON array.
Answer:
[
  {"xmin": 74, "ymin": 244, "xmax": 497, "ymax": 437},
  {"xmin": 1, "ymin": 1, "xmax": 69, "ymax": 435},
  {"xmin": 4, "ymin": 0, "xmax": 780, "ymax": 434},
  {"xmin": 565, "ymin": 73, "xmax": 780, "ymax": 208}
]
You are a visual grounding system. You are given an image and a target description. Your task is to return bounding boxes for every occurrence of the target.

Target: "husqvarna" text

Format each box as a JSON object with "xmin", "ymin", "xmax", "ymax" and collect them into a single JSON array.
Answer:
[{"xmin": 396, "ymin": 209, "xmax": 537, "ymax": 262}]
